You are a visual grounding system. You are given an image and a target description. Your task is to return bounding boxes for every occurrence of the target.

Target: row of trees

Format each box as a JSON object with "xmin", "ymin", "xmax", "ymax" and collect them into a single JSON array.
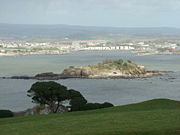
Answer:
[{"xmin": 28, "ymin": 81, "xmax": 113, "ymax": 113}]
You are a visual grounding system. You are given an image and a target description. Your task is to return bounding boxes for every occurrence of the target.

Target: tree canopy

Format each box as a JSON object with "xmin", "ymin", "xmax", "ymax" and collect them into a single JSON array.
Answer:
[
  {"xmin": 28, "ymin": 81, "xmax": 70, "ymax": 113},
  {"xmin": 28, "ymin": 81, "xmax": 113, "ymax": 114}
]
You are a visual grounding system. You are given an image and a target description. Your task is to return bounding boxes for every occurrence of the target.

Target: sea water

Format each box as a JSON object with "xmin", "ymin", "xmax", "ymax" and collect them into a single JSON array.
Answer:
[{"xmin": 0, "ymin": 51, "xmax": 180, "ymax": 111}]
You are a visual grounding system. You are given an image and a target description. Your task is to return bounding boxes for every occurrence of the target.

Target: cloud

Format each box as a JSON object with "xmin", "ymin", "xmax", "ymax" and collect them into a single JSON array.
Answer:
[
  {"xmin": 0, "ymin": 0, "xmax": 180, "ymax": 27},
  {"xmin": 1, "ymin": 0, "xmax": 180, "ymax": 14},
  {"xmin": 43, "ymin": 0, "xmax": 180, "ymax": 11}
]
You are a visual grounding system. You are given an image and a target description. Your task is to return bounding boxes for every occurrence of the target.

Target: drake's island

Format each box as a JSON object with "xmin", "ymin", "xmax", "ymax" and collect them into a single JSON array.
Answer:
[
  {"xmin": 5, "ymin": 59, "xmax": 165, "ymax": 80},
  {"xmin": 60, "ymin": 59, "xmax": 165, "ymax": 79}
]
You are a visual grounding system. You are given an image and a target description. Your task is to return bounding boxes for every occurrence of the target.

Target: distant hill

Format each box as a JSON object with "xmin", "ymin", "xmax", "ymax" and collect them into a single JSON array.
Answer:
[{"xmin": 0, "ymin": 23, "xmax": 180, "ymax": 40}]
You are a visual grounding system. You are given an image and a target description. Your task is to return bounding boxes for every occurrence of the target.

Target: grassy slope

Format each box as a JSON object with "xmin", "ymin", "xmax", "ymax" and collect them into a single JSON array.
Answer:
[{"xmin": 0, "ymin": 99, "xmax": 180, "ymax": 135}]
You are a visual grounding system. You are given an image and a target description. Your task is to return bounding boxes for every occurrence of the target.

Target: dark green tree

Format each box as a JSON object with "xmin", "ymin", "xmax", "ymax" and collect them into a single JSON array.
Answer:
[
  {"xmin": 28, "ymin": 81, "xmax": 114, "ymax": 113},
  {"xmin": 27, "ymin": 81, "xmax": 70, "ymax": 113},
  {"xmin": 69, "ymin": 89, "xmax": 87, "ymax": 111}
]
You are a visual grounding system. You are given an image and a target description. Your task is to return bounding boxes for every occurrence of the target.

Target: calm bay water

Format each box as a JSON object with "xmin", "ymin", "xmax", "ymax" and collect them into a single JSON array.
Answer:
[{"xmin": 0, "ymin": 51, "xmax": 180, "ymax": 111}]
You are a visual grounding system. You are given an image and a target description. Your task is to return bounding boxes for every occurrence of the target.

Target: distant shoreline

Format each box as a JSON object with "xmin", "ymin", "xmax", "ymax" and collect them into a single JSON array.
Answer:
[
  {"xmin": 0, "ymin": 51, "xmax": 72, "ymax": 56},
  {"xmin": 1, "ymin": 50, "xmax": 180, "ymax": 57},
  {"xmin": 137, "ymin": 51, "xmax": 180, "ymax": 56}
]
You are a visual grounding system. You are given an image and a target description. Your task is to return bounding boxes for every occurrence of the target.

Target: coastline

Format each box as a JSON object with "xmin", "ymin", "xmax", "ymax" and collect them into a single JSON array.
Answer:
[
  {"xmin": 1, "ymin": 50, "xmax": 180, "ymax": 57},
  {"xmin": 0, "ymin": 51, "xmax": 73, "ymax": 56},
  {"xmin": 137, "ymin": 51, "xmax": 180, "ymax": 56}
]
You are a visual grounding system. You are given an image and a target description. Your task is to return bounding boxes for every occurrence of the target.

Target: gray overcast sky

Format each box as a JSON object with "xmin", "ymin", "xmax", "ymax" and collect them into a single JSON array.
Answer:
[{"xmin": 0, "ymin": 0, "xmax": 180, "ymax": 27}]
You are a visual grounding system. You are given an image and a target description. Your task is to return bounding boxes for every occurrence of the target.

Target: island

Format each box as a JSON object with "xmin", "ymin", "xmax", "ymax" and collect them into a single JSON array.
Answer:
[
  {"xmin": 60, "ymin": 59, "xmax": 165, "ymax": 79},
  {"xmin": 1, "ymin": 59, "xmax": 166, "ymax": 80}
]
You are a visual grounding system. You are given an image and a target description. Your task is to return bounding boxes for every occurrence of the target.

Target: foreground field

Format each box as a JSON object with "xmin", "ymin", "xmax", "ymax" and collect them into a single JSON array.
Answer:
[{"xmin": 0, "ymin": 99, "xmax": 180, "ymax": 135}]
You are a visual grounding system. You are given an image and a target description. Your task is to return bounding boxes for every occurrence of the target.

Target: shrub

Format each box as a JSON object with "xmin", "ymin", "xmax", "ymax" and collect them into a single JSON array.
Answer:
[
  {"xmin": 127, "ymin": 60, "xmax": 132, "ymax": 63},
  {"xmin": 100, "ymin": 102, "xmax": 114, "ymax": 108},
  {"xmin": 82, "ymin": 102, "xmax": 114, "ymax": 111},
  {"xmin": 115, "ymin": 59, "xmax": 124, "ymax": 65},
  {"xmin": 123, "ymin": 62, "xmax": 129, "ymax": 70},
  {"xmin": 83, "ymin": 103, "xmax": 101, "ymax": 110},
  {"xmin": 0, "ymin": 110, "xmax": 14, "ymax": 118}
]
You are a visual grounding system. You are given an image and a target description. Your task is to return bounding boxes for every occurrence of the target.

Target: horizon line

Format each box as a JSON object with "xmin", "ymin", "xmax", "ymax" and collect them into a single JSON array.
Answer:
[{"xmin": 0, "ymin": 23, "xmax": 180, "ymax": 29}]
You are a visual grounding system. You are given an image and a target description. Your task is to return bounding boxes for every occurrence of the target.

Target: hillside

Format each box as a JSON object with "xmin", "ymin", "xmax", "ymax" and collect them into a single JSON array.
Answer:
[
  {"xmin": 0, "ymin": 99, "xmax": 180, "ymax": 135},
  {"xmin": 1, "ymin": 23, "xmax": 180, "ymax": 40}
]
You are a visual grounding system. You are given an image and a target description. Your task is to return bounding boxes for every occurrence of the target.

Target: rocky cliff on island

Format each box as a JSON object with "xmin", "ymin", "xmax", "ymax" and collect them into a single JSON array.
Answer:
[{"xmin": 2, "ymin": 59, "xmax": 165, "ymax": 80}]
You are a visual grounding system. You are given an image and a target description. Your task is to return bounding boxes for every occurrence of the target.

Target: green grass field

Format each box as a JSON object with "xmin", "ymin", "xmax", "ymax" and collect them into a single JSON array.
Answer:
[{"xmin": 0, "ymin": 99, "xmax": 180, "ymax": 135}]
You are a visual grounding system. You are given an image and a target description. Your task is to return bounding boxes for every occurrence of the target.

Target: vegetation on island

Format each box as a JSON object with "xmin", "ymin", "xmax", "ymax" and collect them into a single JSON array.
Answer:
[
  {"xmin": 0, "ymin": 99, "xmax": 180, "ymax": 135},
  {"xmin": 91, "ymin": 59, "xmax": 139, "ymax": 71}
]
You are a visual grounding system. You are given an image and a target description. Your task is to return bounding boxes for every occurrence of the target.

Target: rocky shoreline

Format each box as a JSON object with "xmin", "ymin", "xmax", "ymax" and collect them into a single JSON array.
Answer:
[
  {"xmin": 0, "ymin": 71, "xmax": 166, "ymax": 80},
  {"xmin": 0, "ymin": 59, "xmax": 167, "ymax": 80}
]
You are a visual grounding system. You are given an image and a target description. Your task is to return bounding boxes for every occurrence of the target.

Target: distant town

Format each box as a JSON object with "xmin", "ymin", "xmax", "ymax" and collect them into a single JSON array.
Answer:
[{"xmin": 0, "ymin": 38, "xmax": 180, "ymax": 56}]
